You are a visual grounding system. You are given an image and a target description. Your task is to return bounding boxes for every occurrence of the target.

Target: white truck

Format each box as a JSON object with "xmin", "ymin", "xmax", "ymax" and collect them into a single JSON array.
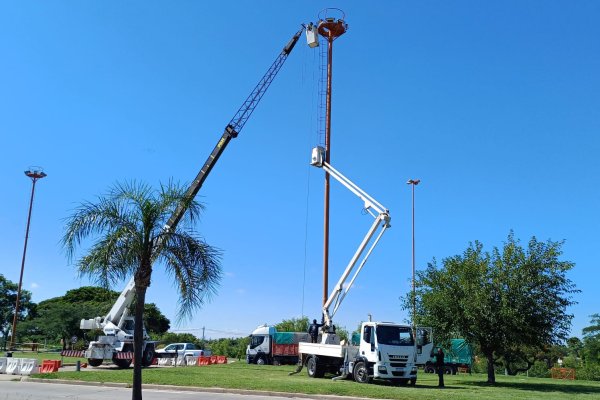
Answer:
[
  {"xmin": 79, "ymin": 278, "xmax": 157, "ymax": 368},
  {"xmin": 247, "ymin": 325, "xmax": 310, "ymax": 365},
  {"xmin": 293, "ymin": 147, "xmax": 419, "ymax": 385}
]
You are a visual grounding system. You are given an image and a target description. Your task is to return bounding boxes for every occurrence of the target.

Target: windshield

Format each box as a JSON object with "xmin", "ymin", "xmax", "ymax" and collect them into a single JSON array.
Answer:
[
  {"xmin": 250, "ymin": 335, "xmax": 265, "ymax": 349},
  {"xmin": 376, "ymin": 325, "xmax": 414, "ymax": 346}
]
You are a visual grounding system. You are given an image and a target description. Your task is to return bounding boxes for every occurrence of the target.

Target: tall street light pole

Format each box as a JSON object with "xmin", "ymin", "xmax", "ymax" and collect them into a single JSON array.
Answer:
[
  {"xmin": 406, "ymin": 179, "xmax": 420, "ymax": 338},
  {"xmin": 9, "ymin": 168, "xmax": 47, "ymax": 352}
]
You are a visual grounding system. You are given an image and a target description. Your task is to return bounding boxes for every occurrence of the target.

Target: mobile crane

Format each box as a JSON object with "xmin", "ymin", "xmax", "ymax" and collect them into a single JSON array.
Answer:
[
  {"xmin": 79, "ymin": 25, "xmax": 306, "ymax": 368},
  {"xmin": 294, "ymin": 147, "xmax": 418, "ymax": 385}
]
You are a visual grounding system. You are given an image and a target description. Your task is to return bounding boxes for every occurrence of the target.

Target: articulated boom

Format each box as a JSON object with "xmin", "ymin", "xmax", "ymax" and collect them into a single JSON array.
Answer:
[{"xmin": 310, "ymin": 146, "xmax": 391, "ymax": 334}]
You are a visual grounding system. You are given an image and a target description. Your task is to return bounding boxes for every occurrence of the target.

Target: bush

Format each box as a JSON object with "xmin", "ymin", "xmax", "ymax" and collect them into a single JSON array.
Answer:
[
  {"xmin": 577, "ymin": 365, "xmax": 600, "ymax": 381},
  {"xmin": 527, "ymin": 361, "xmax": 550, "ymax": 378}
]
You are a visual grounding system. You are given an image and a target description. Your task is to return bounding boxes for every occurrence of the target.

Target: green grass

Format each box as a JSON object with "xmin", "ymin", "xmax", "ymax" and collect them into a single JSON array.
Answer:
[
  {"xmin": 32, "ymin": 361, "xmax": 600, "ymax": 399},
  {"xmin": 10, "ymin": 351, "xmax": 86, "ymax": 365}
]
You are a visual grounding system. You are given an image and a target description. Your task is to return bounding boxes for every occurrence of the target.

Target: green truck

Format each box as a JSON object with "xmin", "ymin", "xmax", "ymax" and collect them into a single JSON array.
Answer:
[{"xmin": 421, "ymin": 338, "xmax": 472, "ymax": 375}]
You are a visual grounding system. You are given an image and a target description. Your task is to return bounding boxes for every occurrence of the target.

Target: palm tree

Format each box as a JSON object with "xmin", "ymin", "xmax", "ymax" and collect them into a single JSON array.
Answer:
[{"xmin": 62, "ymin": 181, "xmax": 222, "ymax": 400}]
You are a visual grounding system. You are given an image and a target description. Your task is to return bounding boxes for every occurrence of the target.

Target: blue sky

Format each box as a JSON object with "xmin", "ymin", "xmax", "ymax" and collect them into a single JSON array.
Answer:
[{"xmin": 1, "ymin": 1, "xmax": 598, "ymax": 340}]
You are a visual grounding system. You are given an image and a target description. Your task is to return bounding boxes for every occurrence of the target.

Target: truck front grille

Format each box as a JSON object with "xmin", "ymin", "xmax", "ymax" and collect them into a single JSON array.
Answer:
[{"xmin": 390, "ymin": 362, "xmax": 406, "ymax": 368}]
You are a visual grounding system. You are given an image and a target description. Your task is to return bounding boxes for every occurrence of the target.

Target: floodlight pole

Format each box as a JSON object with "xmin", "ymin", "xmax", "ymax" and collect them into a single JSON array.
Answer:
[
  {"xmin": 9, "ymin": 169, "xmax": 47, "ymax": 352},
  {"xmin": 406, "ymin": 179, "xmax": 420, "ymax": 338}
]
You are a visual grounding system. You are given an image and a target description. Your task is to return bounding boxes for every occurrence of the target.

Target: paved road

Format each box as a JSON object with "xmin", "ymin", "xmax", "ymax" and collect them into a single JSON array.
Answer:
[{"xmin": 0, "ymin": 380, "xmax": 315, "ymax": 400}]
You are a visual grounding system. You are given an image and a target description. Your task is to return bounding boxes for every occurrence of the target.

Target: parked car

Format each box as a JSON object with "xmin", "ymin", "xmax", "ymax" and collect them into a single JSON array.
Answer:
[{"xmin": 155, "ymin": 342, "xmax": 210, "ymax": 358}]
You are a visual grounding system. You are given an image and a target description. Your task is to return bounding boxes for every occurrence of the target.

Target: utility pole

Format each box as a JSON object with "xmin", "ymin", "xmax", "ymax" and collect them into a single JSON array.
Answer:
[
  {"xmin": 9, "ymin": 167, "xmax": 47, "ymax": 353},
  {"xmin": 316, "ymin": 9, "xmax": 347, "ymax": 308}
]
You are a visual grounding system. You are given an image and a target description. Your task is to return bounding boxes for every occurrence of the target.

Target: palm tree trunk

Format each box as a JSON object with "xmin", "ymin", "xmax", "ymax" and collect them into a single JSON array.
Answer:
[{"xmin": 132, "ymin": 285, "xmax": 147, "ymax": 400}]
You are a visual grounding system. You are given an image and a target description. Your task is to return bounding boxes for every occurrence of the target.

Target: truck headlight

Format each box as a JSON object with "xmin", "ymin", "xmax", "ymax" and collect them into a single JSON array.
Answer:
[{"xmin": 378, "ymin": 366, "xmax": 388, "ymax": 374}]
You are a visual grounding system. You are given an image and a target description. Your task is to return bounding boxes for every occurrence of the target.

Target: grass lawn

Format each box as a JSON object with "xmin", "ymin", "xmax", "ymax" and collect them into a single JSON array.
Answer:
[
  {"xmin": 10, "ymin": 351, "xmax": 86, "ymax": 365},
  {"xmin": 32, "ymin": 361, "xmax": 600, "ymax": 400}
]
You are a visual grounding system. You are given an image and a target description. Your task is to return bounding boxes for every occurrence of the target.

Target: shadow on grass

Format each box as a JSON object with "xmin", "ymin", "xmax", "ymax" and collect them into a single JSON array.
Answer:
[{"xmin": 463, "ymin": 380, "xmax": 600, "ymax": 395}]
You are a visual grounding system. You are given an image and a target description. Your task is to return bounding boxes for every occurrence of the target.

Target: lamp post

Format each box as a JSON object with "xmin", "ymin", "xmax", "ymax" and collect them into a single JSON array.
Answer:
[
  {"xmin": 9, "ymin": 167, "xmax": 47, "ymax": 353},
  {"xmin": 406, "ymin": 179, "xmax": 420, "ymax": 338}
]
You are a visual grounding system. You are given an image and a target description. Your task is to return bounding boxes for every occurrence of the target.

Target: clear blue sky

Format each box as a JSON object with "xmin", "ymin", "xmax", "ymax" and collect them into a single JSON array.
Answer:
[{"xmin": 1, "ymin": 1, "xmax": 598, "ymax": 340}]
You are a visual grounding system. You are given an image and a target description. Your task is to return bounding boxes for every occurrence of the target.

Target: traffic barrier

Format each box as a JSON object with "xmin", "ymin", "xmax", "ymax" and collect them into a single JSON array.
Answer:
[
  {"xmin": 197, "ymin": 356, "xmax": 212, "ymax": 366},
  {"xmin": 216, "ymin": 356, "xmax": 227, "ymax": 364},
  {"xmin": 186, "ymin": 356, "xmax": 198, "ymax": 366},
  {"xmin": 176, "ymin": 356, "xmax": 187, "ymax": 366},
  {"xmin": 19, "ymin": 358, "xmax": 39, "ymax": 375},
  {"xmin": 6, "ymin": 358, "xmax": 20, "ymax": 375},
  {"xmin": 157, "ymin": 357, "xmax": 172, "ymax": 366},
  {"xmin": 40, "ymin": 360, "xmax": 60, "ymax": 373},
  {"xmin": 210, "ymin": 356, "xmax": 218, "ymax": 364},
  {"xmin": 0, "ymin": 357, "xmax": 6, "ymax": 374}
]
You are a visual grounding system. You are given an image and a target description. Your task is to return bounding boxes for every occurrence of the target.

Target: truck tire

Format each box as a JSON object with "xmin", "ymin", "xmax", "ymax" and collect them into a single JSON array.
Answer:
[
  {"xmin": 88, "ymin": 358, "xmax": 103, "ymax": 367},
  {"xmin": 444, "ymin": 366, "xmax": 453, "ymax": 374},
  {"xmin": 353, "ymin": 361, "xmax": 371, "ymax": 384},
  {"xmin": 410, "ymin": 377, "xmax": 417, "ymax": 386},
  {"xmin": 256, "ymin": 356, "xmax": 266, "ymax": 365},
  {"xmin": 306, "ymin": 356, "xmax": 324, "ymax": 378},
  {"xmin": 142, "ymin": 344, "xmax": 155, "ymax": 367},
  {"xmin": 424, "ymin": 365, "xmax": 435, "ymax": 373},
  {"xmin": 113, "ymin": 357, "xmax": 132, "ymax": 368}
]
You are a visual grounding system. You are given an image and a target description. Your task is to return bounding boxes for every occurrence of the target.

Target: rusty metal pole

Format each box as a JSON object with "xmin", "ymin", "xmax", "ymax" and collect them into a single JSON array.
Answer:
[
  {"xmin": 322, "ymin": 35, "xmax": 333, "ymax": 307},
  {"xmin": 317, "ymin": 15, "xmax": 347, "ymax": 309},
  {"xmin": 9, "ymin": 169, "xmax": 46, "ymax": 351}
]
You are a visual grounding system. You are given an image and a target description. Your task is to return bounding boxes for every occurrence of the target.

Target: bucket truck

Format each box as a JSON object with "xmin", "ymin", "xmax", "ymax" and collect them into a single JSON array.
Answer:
[
  {"xmin": 79, "ymin": 25, "xmax": 306, "ymax": 368},
  {"xmin": 294, "ymin": 147, "xmax": 418, "ymax": 385}
]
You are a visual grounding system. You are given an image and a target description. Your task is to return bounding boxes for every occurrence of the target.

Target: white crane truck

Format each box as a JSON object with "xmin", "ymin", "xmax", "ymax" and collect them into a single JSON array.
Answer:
[
  {"xmin": 294, "ymin": 147, "xmax": 419, "ymax": 385},
  {"xmin": 78, "ymin": 26, "xmax": 306, "ymax": 368}
]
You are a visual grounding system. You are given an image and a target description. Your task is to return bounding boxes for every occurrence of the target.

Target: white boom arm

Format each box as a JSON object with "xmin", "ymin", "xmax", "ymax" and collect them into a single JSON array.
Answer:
[{"xmin": 310, "ymin": 147, "xmax": 392, "ymax": 329}]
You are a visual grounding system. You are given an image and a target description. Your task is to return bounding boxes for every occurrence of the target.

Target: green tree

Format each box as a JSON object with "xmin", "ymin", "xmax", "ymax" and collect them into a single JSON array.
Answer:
[
  {"xmin": 143, "ymin": 303, "xmax": 170, "ymax": 335},
  {"xmin": 409, "ymin": 233, "xmax": 578, "ymax": 384},
  {"xmin": 62, "ymin": 181, "xmax": 222, "ymax": 400},
  {"xmin": 582, "ymin": 314, "xmax": 600, "ymax": 365},
  {"xmin": 275, "ymin": 317, "xmax": 309, "ymax": 332},
  {"xmin": 0, "ymin": 274, "xmax": 34, "ymax": 350},
  {"xmin": 18, "ymin": 286, "xmax": 170, "ymax": 346}
]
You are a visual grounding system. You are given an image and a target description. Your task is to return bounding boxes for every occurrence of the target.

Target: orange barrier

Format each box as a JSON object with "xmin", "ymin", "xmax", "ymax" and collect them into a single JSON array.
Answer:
[
  {"xmin": 210, "ymin": 356, "xmax": 218, "ymax": 364},
  {"xmin": 551, "ymin": 368, "xmax": 575, "ymax": 380},
  {"xmin": 216, "ymin": 356, "xmax": 227, "ymax": 364},
  {"xmin": 197, "ymin": 356, "xmax": 212, "ymax": 366},
  {"xmin": 40, "ymin": 360, "xmax": 60, "ymax": 373}
]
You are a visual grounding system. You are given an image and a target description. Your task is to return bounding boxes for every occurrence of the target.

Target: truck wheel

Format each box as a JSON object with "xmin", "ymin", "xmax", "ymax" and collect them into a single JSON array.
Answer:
[
  {"xmin": 306, "ymin": 356, "xmax": 324, "ymax": 378},
  {"xmin": 410, "ymin": 377, "xmax": 417, "ymax": 386},
  {"xmin": 142, "ymin": 344, "xmax": 155, "ymax": 367},
  {"xmin": 444, "ymin": 366, "xmax": 453, "ymax": 374},
  {"xmin": 88, "ymin": 358, "xmax": 103, "ymax": 367},
  {"xmin": 256, "ymin": 356, "xmax": 266, "ymax": 365},
  {"xmin": 113, "ymin": 357, "xmax": 132, "ymax": 368},
  {"xmin": 353, "ymin": 361, "xmax": 371, "ymax": 384},
  {"xmin": 424, "ymin": 365, "xmax": 435, "ymax": 373}
]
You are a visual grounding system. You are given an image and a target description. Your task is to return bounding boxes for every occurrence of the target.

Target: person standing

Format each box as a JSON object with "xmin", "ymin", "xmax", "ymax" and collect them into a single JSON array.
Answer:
[
  {"xmin": 435, "ymin": 347, "xmax": 445, "ymax": 388},
  {"xmin": 308, "ymin": 319, "xmax": 323, "ymax": 343}
]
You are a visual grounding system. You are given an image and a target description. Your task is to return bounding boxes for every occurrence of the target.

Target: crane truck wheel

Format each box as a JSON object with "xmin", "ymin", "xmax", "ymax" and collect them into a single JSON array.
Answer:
[
  {"xmin": 142, "ymin": 345, "xmax": 155, "ymax": 367},
  {"xmin": 88, "ymin": 358, "xmax": 103, "ymax": 367},
  {"xmin": 353, "ymin": 361, "xmax": 371, "ymax": 384},
  {"xmin": 256, "ymin": 356, "xmax": 266, "ymax": 365},
  {"xmin": 306, "ymin": 356, "xmax": 325, "ymax": 378},
  {"xmin": 113, "ymin": 357, "xmax": 132, "ymax": 368},
  {"xmin": 424, "ymin": 365, "xmax": 435, "ymax": 373}
]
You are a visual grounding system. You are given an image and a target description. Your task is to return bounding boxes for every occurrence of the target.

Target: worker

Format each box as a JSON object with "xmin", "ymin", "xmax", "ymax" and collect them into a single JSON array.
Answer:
[
  {"xmin": 435, "ymin": 347, "xmax": 445, "ymax": 388},
  {"xmin": 308, "ymin": 319, "xmax": 323, "ymax": 343}
]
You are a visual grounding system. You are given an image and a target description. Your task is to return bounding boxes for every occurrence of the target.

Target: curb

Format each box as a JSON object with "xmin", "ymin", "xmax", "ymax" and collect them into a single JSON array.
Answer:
[{"xmin": 25, "ymin": 378, "xmax": 374, "ymax": 400}]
